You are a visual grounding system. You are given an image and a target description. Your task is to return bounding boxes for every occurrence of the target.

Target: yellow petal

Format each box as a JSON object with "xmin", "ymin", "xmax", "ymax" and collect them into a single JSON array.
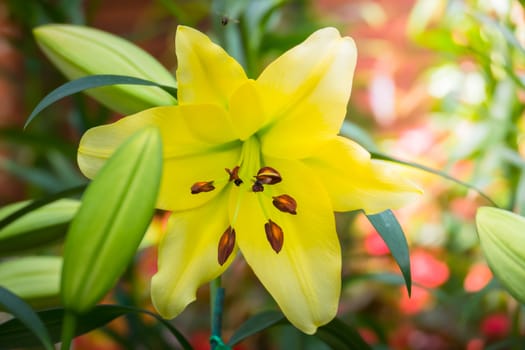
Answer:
[
  {"xmin": 229, "ymin": 80, "xmax": 266, "ymax": 141},
  {"xmin": 176, "ymin": 26, "xmax": 248, "ymax": 107},
  {"xmin": 304, "ymin": 137, "xmax": 422, "ymax": 213},
  {"xmin": 234, "ymin": 158, "xmax": 341, "ymax": 334},
  {"xmin": 257, "ymin": 28, "xmax": 357, "ymax": 158},
  {"xmin": 151, "ymin": 190, "xmax": 236, "ymax": 318},
  {"xmin": 78, "ymin": 105, "xmax": 241, "ymax": 211}
]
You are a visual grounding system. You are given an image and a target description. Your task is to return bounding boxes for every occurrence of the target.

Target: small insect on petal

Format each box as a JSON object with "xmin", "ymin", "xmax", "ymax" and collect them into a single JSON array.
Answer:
[
  {"xmin": 218, "ymin": 226, "xmax": 236, "ymax": 265},
  {"xmin": 252, "ymin": 181, "xmax": 264, "ymax": 192},
  {"xmin": 225, "ymin": 166, "xmax": 243, "ymax": 186},
  {"xmin": 272, "ymin": 194, "xmax": 297, "ymax": 215},
  {"xmin": 191, "ymin": 181, "xmax": 215, "ymax": 194},
  {"xmin": 255, "ymin": 167, "xmax": 282, "ymax": 185},
  {"xmin": 264, "ymin": 220, "xmax": 284, "ymax": 253}
]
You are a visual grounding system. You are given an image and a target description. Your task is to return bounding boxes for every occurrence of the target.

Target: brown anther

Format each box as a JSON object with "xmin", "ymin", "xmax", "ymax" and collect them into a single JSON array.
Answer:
[
  {"xmin": 255, "ymin": 166, "xmax": 282, "ymax": 185},
  {"xmin": 225, "ymin": 166, "xmax": 243, "ymax": 186},
  {"xmin": 252, "ymin": 181, "xmax": 264, "ymax": 192},
  {"xmin": 264, "ymin": 220, "xmax": 284, "ymax": 253},
  {"xmin": 191, "ymin": 181, "xmax": 215, "ymax": 194},
  {"xmin": 218, "ymin": 226, "xmax": 236, "ymax": 265},
  {"xmin": 272, "ymin": 194, "xmax": 297, "ymax": 215}
]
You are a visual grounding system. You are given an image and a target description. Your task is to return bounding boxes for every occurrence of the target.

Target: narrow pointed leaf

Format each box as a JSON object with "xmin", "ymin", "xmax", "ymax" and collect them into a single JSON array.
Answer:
[
  {"xmin": 25, "ymin": 75, "xmax": 178, "ymax": 129},
  {"xmin": 228, "ymin": 311, "xmax": 285, "ymax": 346},
  {"xmin": 315, "ymin": 317, "xmax": 373, "ymax": 350},
  {"xmin": 366, "ymin": 210, "xmax": 412, "ymax": 294},
  {"xmin": 0, "ymin": 200, "xmax": 80, "ymax": 256},
  {"xmin": 0, "ymin": 305, "xmax": 192, "ymax": 350},
  {"xmin": 0, "ymin": 287, "xmax": 53, "ymax": 350},
  {"xmin": 61, "ymin": 128, "xmax": 162, "ymax": 312}
]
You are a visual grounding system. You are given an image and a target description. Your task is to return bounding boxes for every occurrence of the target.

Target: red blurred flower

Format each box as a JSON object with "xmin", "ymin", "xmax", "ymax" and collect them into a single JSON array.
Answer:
[
  {"xmin": 464, "ymin": 263, "xmax": 492, "ymax": 292},
  {"xmin": 411, "ymin": 250, "xmax": 449, "ymax": 288},
  {"xmin": 364, "ymin": 229, "xmax": 390, "ymax": 256},
  {"xmin": 481, "ymin": 313, "xmax": 510, "ymax": 339},
  {"xmin": 399, "ymin": 285, "xmax": 432, "ymax": 314}
]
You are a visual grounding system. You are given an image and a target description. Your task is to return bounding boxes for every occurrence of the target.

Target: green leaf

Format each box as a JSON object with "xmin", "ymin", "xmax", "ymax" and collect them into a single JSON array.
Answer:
[
  {"xmin": 25, "ymin": 75, "xmax": 178, "ymax": 129},
  {"xmin": 228, "ymin": 311, "xmax": 285, "ymax": 346},
  {"xmin": 366, "ymin": 210, "xmax": 412, "ymax": 294},
  {"xmin": 0, "ymin": 305, "xmax": 192, "ymax": 350},
  {"xmin": 61, "ymin": 128, "xmax": 162, "ymax": 313},
  {"xmin": 476, "ymin": 207, "xmax": 525, "ymax": 304},
  {"xmin": 0, "ymin": 287, "xmax": 53, "ymax": 350},
  {"xmin": 316, "ymin": 317, "xmax": 373, "ymax": 350},
  {"xmin": 34, "ymin": 24, "xmax": 177, "ymax": 115},
  {"xmin": 0, "ymin": 256, "xmax": 62, "ymax": 307},
  {"xmin": 0, "ymin": 159, "xmax": 65, "ymax": 192},
  {"xmin": 227, "ymin": 312, "xmax": 372, "ymax": 349},
  {"xmin": 0, "ymin": 199, "xmax": 80, "ymax": 256},
  {"xmin": 0, "ymin": 127, "xmax": 75, "ymax": 157}
]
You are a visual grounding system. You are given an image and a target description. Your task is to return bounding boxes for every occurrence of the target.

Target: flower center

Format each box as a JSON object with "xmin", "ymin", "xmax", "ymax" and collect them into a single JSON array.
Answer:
[{"xmin": 190, "ymin": 136, "xmax": 298, "ymax": 265}]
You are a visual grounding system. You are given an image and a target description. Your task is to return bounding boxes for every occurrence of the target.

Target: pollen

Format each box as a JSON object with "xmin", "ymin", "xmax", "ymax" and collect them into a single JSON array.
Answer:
[
  {"xmin": 272, "ymin": 194, "xmax": 297, "ymax": 215},
  {"xmin": 218, "ymin": 226, "xmax": 236, "ymax": 265},
  {"xmin": 264, "ymin": 220, "xmax": 284, "ymax": 253},
  {"xmin": 191, "ymin": 181, "xmax": 215, "ymax": 194},
  {"xmin": 255, "ymin": 167, "xmax": 282, "ymax": 185}
]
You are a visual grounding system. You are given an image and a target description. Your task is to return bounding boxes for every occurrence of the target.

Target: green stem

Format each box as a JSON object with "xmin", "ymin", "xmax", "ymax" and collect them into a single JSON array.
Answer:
[
  {"xmin": 511, "ymin": 303, "xmax": 521, "ymax": 350},
  {"xmin": 60, "ymin": 310, "xmax": 76, "ymax": 350},
  {"xmin": 210, "ymin": 277, "xmax": 225, "ymax": 350}
]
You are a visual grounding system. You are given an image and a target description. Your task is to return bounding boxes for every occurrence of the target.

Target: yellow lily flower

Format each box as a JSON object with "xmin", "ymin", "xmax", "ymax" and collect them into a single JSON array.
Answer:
[{"xmin": 77, "ymin": 25, "xmax": 420, "ymax": 334}]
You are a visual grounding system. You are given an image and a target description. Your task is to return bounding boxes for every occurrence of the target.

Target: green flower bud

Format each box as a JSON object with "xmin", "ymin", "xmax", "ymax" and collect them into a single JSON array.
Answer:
[
  {"xmin": 0, "ymin": 256, "xmax": 62, "ymax": 308},
  {"xmin": 0, "ymin": 199, "xmax": 80, "ymax": 257},
  {"xmin": 476, "ymin": 207, "xmax": 525, "ymax": 302},
  {"xmin": 61, "ymin": 127, "xmax": 162, "ymax": 313},
  {"xmin": 33, "ymin": 24, "xmax": 177, "ymax": 115}
]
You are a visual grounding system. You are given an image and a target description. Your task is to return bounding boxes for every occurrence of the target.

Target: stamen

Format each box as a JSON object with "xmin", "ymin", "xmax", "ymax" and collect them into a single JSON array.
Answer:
[
  {"xmin": 255, "ymin": 167, "xmax": 282, "ymax": 185},
  {"xmin": 272, "ymin": 194, "xmax": 297, "ymax": 215},
  {"xmin": 264, "ymin": 220, "xmax": 284, "ymax": 253},
  {"xmin": 252, "ymin": 180, "xmax": 264, "ymax": 192},
  {"xmin": 225, "ymin": 166, "xmax": 243, "ymax": 186},
  {"xmin": 218, "ymin": 226, "xmax": 236, "ymax": 265},
  {"xmin": 191, "ymin": 181, "xmax": 215, "ymax": 194}
]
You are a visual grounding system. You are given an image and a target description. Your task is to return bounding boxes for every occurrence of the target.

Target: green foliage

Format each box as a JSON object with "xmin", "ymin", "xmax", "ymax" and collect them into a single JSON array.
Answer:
[
  {"xmin": 0, "ymin": 256, "xmax": 62, "ymax": 307},
  {"xmin": 0, "ymin": 199, "xmax": 79, "ymax": 256},
  {"xmin": 25, "ymin": 75, "xmax": 178, "ymax": 129},
  {"xmin": 34, "ymin": 24, "xmax": 177, "ymax": 114},
  {"xmin": 476, "ymin": 207, "xmax": 525, "ymax": 304},
  {"xmin": 0, "ymin": 304, "xmax": 192, "ymax": 350},
  {"xmin": 0, "ymin": 287, "xmax": 54, "ymax": 350},
  {"xmin": 61, "ymin": 128, "xmax": 162, "ymax": 313},
  {"xmin": 366, "ymin": 210, "xmax": 412, "ymax": 294}
]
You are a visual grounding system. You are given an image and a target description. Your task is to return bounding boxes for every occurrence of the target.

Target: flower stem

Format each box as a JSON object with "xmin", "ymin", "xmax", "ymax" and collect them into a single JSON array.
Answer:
[
  {"xmin": 60, "ymin": 310, "xmax": 76, "ymax": 350},
  {"xmin": 210, "ymin": 277, "xmax": 226, "ymax": 350}
]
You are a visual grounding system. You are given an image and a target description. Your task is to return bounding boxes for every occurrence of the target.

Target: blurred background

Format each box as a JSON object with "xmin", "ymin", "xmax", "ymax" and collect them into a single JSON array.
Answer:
[{"xmin": 1, "ymin": 0, "xmax": 525, "ymax": 349}]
